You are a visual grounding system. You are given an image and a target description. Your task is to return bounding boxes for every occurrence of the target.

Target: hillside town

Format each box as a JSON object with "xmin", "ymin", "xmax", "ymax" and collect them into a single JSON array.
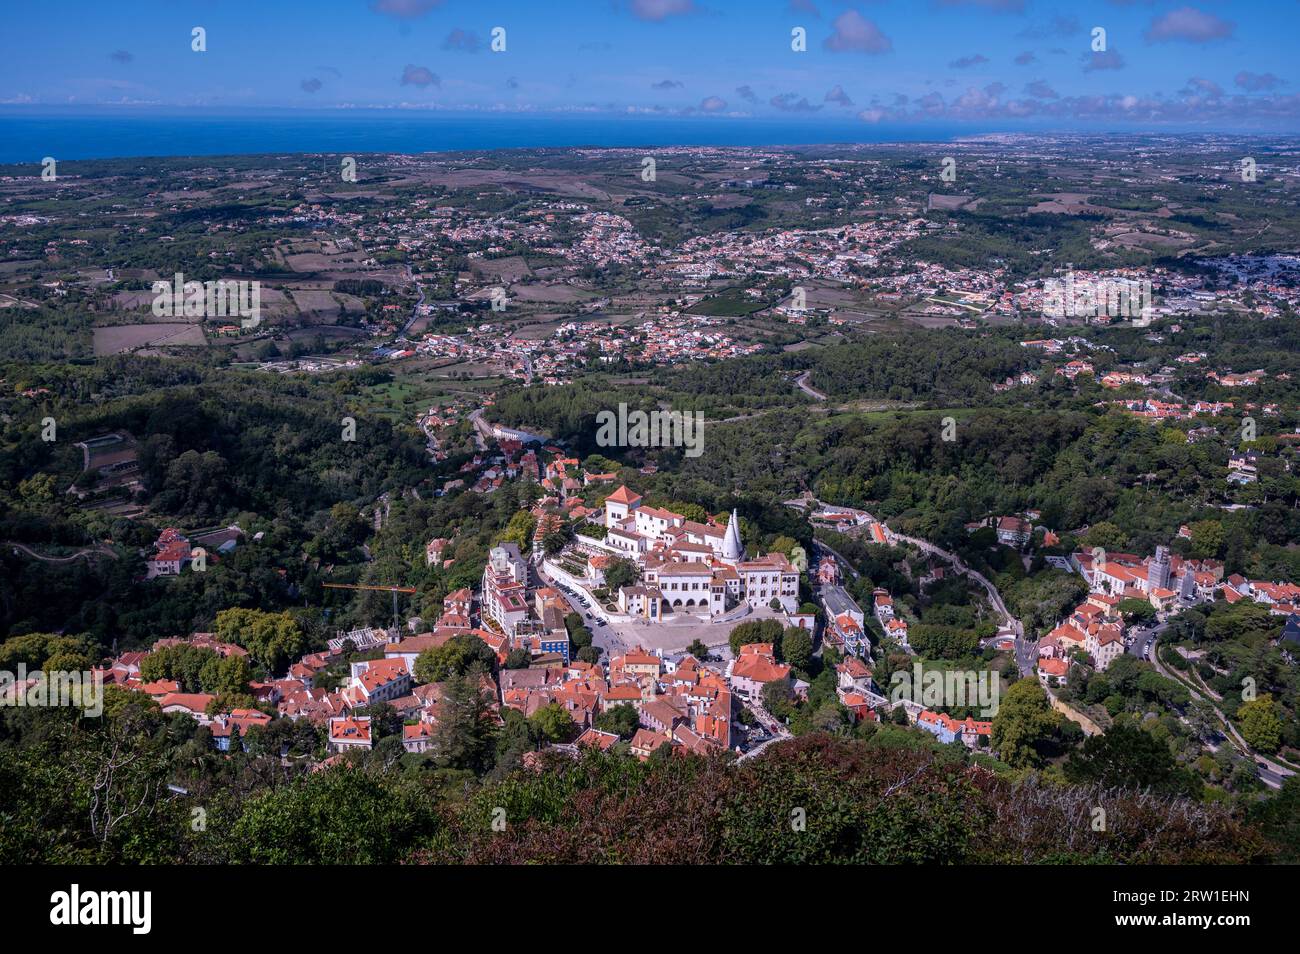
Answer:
[
  {"xmin": 95, "ymin": 468, "xmax": 1300, "ymax": 775},
  {"xmin": 88, "ymin": 476, "xmax": 1071, "ymax": 765}
]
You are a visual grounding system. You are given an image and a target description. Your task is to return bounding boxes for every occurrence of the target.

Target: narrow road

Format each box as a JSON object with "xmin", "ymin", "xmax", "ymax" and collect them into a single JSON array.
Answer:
[
  {"xmin": 707, "ymin": 410, "xmax": 774, "ymax": 426},
  {"xmin": 466, "ymin": 407, "xmax": 490, "ymax": 452},
  {"xmin": 1146, "ymin": 632, "xmax": 1294, "ymax": 789},
  {"xmin": 5, "ymin": 541, "xmax": 118, "ymax": 563},
  {"xmin": 1127, "ymin": 622, "xmax": 1163, "ymax": 659},
  {"xmin": 811, "ymin": 539, "xmax": 860, "ymax": 580},
  {"xmin": 794, "ymin": 370, "xmax": 827, "ymax": 402},
  {"xmin": 418, "ymin": 410, "xmax": 442, "ymax": 461},
  {"xmin": 888, "ymin": 530, "xmax": 1018, "ymax": 629},
  {"xmin": 735, "ymin": 700, "xmax": 792, "ymax": 760},
  {"xmin": 398, "ymin": 264, "xmax": 426, "ymax": 339},
  {"xmin": 736, "ymin": 729, "xmax": 788, "ymax": 761},
  {"xmin": 887, "ymin": 528, "xmax": 1034, "ymax": 675}
]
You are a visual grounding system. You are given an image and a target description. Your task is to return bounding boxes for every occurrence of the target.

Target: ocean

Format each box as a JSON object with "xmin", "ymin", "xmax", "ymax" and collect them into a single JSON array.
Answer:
[{"xmin": 0, "ymin": 108, "xmax": 964, "ymax": 163}]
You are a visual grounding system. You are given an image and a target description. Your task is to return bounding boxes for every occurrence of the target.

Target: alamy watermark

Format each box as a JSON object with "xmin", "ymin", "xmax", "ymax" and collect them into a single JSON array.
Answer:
[
  {"xmin": 152, "ymin": 272, "xmax": 261, "ymax": 328},
  {"xmin": 595, "ymin": 402, "xmax": 704, "ymax": 458},
  {"xmin": 889, "ymin": 663, "xmax": 1000, "ymax": 717},
  {"xmin": 50, "ymin": 884, "xmax": 150, "ymax": 935},
  {"xmin": 1041, "ymin": 271, "xmax": 1152, "ymax": 324},
  {"xmin": 0, "ymin": 665, "xmax": 104, "ymax": 717}
]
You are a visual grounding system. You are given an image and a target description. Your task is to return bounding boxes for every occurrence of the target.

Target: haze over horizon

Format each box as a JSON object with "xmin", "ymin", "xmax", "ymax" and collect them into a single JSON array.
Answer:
[{"xmin": 2, "ymin": 0, "xmax": 1299, "ymax": 135}]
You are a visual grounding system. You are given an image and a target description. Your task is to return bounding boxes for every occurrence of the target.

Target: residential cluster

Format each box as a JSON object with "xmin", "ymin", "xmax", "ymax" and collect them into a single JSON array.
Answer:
[{"xmin": 1035, "ymin": 543, "xmax": 1300, "ymax": 686}]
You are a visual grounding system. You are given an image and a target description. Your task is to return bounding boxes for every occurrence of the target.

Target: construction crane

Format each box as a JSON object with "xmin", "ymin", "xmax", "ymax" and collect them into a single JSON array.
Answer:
[{"xmin": 322, "ymin": 582, "xmax": 417, "ymax": 630}]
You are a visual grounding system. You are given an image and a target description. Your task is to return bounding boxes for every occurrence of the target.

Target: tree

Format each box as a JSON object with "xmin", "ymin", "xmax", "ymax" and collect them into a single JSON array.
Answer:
[
  {"xmin": 366, "ymin": 701, "xmax": 404, "ymax": 739},
  {"xmin": 1188, "ymin": 520, "xmax": 1225, "ymax": 560},
  {"xmin": 433, "ymin": 669, "xmax": 495, "ymax": 772},
  {"xmin": 0, "ymin": 633, "xmax": 96, "ymax": 672},
  {"xmin": 990, "ymin": 679, "xmax": 1061, "ymax": 769},
  {"xmin": 140, "ymin": 644, "xmax": 217, "ymax": 692},
  {"xmin": 542, "ymin": 529, "xmax": 570, "ymax": 556},
  {"xmin": 1238, "ymin": 695, "xmax": 1282, "ymax": 754},
  {"xmin": 529, "ymin": 703, "xmax": 576, "ymax": 744},
  {"xmin": 17, "ymin": 472, "xmax": 57, "ymax": 509},
  {"xmin": 662, "ymin": 500, "xmax": 709, "ymax": 523},
  {"xmin": 1004, "ymin": 572, "xmax": 1087, "ymax": 637},
  {"xmin": 199, "ymin": 653, "xmax": 253, "ymax": 696},
  {"xmin": 1204, "ymin": 602, "xmax": 1275, "ymax": 643},
  {"xmin": 729, "ymin": 618, "xmax": 783, "ymax": 656},
  {"xmin": 1116, "ymin": 598, "xmax": 1156, "ymax": 624},
  {"xmin": 907, "ymin": 624, "xmax": 980, "ymax": 660},
  {"xmin": 1133, "ymin": 670, "xmax": 1189, "ymax": 709},
  {"xmin": 761, "ymin": 679, "xmax": 792, "ymax": 717},
  {"xmin": 82, "ymin": 709, "xmax": 172, "ymax": 854},
  {"xmin": 308, "ymin": 502, "xmax": 368, "ymax": 561},
  {"xmin": 226, "ymin": 764, "xmax": 439, "ymax": 863},
  {"xmin": 213, "ymin": 608, "xmax": 307, "ymax": 675},
  {"xmin": 1249, "ymin": 775, "xmax": 1300, "ymax": 864},
  {"xmin": 158, "ymin": 450, "xmax": 229, "ymax": 519},
  {"xmin": 811, "ymin": 702, "xmax": 849, "ymax": 734},
  {"xmin": 503, "ymin": 648, "xmax": 532, "ymax": 669},
  {"xmin": 1082, "ymin": 522, "xmax": 1127, "ymax": 551},
  {"xmin": 414, "ymin": 634, "xmax": 495, "ymax": 683},
  {"xmin": 769, "ymin": 535, "xmax": 799, "ymax": 558},
  {"xmin": 1186, "ymin": 699, "xmax": 1221, "ymax": 742},
  {"xmin": 780, "ymin": 626, "xmax": 813, "ymax": 672},
  {"xmin": 569, "ymin": 626, "xmax": 593, "ymax": 651},
  {"xmin": 686, "ymin": 639, "xmax": 710, "ymax": 660},
  {"xmin": 500, "ymin": 510, "xmax": 537, "ymax": 549},
  {"xmin": 604, "ymin": 558, "xmax": 639, "ymax": 592},
  {"xmin": 593, "ymin": 703, "xmax": 639, "ymax": 738},
  {"xmin": 1063, "ymin": 723, "xmax": 1195, "ymax": 795}
]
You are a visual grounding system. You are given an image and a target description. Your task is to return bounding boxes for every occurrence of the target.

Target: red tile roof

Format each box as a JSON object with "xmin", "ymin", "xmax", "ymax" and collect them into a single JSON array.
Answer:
[{"xmin": 605, "ymin": 485, "xmax": 642, "ymax": 506}]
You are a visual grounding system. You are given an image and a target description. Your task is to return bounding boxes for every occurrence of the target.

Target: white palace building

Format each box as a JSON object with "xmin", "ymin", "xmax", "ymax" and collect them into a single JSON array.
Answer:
[{"xmin": 597, "ymin": 486, "xmax": 800, "ymax": 620}]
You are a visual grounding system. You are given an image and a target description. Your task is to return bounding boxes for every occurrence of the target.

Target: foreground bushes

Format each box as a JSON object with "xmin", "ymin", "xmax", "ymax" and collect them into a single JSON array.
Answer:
[
  {"xmin": 419, "ymin": 735, "xmax": 1271, "ymax": 865},
  {"xmin": 0, "ymin": 713, "xmax": 1279, "ymax": 865}
]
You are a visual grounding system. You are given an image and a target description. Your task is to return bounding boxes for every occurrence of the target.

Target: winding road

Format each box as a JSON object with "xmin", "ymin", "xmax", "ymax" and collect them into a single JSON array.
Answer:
[
  {"xmin": 5, "ymin": 541, "xmax": 118, "ymax": 563},
  {"xmin": 1142, "ymin": 629, "xmax": 1295, "ymax": 789},
  {"xmin": 794, "ymin": 370, "xmax": 827, "ymax": 402},
  {"xmin": 886, "ymin": 528, "xmax": 1036, "ymax": 676},
  {"xmin": 798, "ymin": 498, "xmax": 1030, "ymax": 673}
]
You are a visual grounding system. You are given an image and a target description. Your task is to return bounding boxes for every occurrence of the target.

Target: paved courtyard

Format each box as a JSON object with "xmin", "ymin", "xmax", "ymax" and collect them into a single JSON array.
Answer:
[{"xmin": 595, "ymin": 604, "xmax": 791, "ymax": 655}]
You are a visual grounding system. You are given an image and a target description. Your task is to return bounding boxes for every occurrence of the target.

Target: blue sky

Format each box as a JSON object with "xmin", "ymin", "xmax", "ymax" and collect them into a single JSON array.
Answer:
[{"xmin": 2, "ymin": 0, "xmax": 1298, "ymax": 130}]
